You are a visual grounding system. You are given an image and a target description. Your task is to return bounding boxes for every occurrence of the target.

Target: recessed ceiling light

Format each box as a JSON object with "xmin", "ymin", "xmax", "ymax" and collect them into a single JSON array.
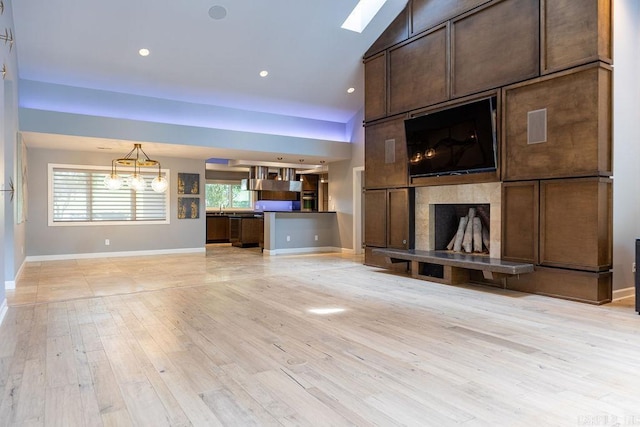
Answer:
[
  {"xmin": 208, "ymin": 5, "xmax": 227, "ymax": 20},
  {"xmin": 347, "ymin": 87, "xmax": 355, "ymax": 93},
  {"xmin": 259, "ymin": 70, "xmax": 269, "ymax": 77},
  {"xmin": 138, "ymin": 48, "xmax": 150, "ymax": 57},
  {"xmin": 341, "ymin": 0, "xmax": 387, "ymax": 33}
]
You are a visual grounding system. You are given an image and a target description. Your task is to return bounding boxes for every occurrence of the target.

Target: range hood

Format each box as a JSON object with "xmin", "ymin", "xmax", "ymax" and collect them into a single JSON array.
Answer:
[{"xmin": 241, "ymin": 166, "xmax": 302, "ymax": 192}]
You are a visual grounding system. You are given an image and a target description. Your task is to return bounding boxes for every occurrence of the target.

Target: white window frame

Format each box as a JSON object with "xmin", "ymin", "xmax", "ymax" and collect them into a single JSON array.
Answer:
[
  {"xmin": 48, "ymin": 163, "xmax": 171, "ymax": 227},
  {"xmin": 205, "ymin": 180, "xmax": 255, "ymax": 212}
]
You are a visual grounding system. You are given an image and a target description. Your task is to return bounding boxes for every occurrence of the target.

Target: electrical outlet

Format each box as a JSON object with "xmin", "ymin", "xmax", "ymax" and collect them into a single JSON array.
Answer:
[
  {"xmin": 286, "ymin": 235, "xmax": 290, "ymax": 242},
  {"xmin": 105, "ymin": 239, "xmax": 110, "ymax": 246},
  {"xmin": 314, "ymin": 235, "xmax": 318, "ymax": 241},
  {"xmin": 633, "ymin": 262, "xmax": 636, "ymax": 273}
]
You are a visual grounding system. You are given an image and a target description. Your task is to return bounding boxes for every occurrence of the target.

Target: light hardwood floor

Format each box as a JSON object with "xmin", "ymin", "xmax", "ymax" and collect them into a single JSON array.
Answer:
[{"xmin": 1, "ymin": 245, "xmax": 639, "ymax": 426}]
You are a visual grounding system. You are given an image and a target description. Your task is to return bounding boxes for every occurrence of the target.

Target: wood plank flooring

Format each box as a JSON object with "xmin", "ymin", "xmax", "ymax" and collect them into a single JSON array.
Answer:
[{"xmin": 1, "ymin": 244, "xmax": 639, "ymax": 426}]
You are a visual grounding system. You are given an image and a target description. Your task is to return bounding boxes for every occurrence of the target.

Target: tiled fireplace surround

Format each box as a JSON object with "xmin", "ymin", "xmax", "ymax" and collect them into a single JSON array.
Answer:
[{"xmin": 415, "ymin": 182, "xmax": 502, "ymax": 259}]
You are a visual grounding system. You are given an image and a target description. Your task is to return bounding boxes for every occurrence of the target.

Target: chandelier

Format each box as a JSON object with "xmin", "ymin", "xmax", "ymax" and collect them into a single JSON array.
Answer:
[{"xmin": 103, "ymin": 143, "xmax": 168, "ymax": 193}]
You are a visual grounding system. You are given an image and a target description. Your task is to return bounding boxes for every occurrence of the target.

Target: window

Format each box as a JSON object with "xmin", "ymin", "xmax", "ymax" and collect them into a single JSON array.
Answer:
[
  {"xmin": 49, "ymin": 164, "xmax": 169, "ymax": 226},
  {"xmin": 205, "ymin": 181, "xmax": 252, "ymax": 210}
]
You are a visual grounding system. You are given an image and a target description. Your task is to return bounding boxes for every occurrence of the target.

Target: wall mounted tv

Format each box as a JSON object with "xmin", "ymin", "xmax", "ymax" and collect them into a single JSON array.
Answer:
[{"xmin": 405, "ymin": 96, "xmax": 497, "ymax": 178}]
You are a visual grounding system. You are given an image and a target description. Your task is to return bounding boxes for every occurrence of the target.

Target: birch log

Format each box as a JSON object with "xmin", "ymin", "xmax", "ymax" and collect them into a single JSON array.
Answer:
[
  {"xmin": 482, "ymin": 225, "xmax": 490, "ymax": 250},
  {"xmin": 446, "ymin": 233, "xmax": 457, "ymax": 251},
  {"xmin": 473, "ymin": 217, "xmax": 483, "ymax": 252},
  {"xmin": 462, "ymin": 208, "xmax": 476, "ymax": 253},
  {"xmin": 453, "ymin": 216, "xmax": 469, "ymax": 252}
]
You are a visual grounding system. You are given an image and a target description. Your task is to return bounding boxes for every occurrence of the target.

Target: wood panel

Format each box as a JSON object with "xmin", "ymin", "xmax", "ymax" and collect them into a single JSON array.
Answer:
[
  {"xmin": 364, "ymin": 53, "xmax": 387, "ymax": 122},
  {"xmin": 387, "ymin": 188, "xmax": 413, "ymax": 250},
  {"xmin": 503, "ymin": 63, "xmax": 612, "ymax": 181},
  {"xmin": 506, "ymin": 266, "xmax": 612, "ymax": 304},
  {"xmin": 364, "ymin": 189, "xmax": 387, "ymax": 248},
  {"xmin": 540, "ymin": 177, "xmax": 612, "ymax": 272},
  {"xmin": 365, "ymin": 7, "xmax": 409, "ymax": 58},
  {"xmin": 411, "ymin": 0, "xmax": 490, "ymax": 35},
  {"xmin": 388, "ymin": 26, "xmax": 448, "ymax": 115},
  {"xmin": 364, "ymin": 117, "xmax": 408, "ymax": 188},
  {"xmin": 501, "ymin": 181, "xmax": 538, "ymax": 264},
  {"xmin": 206, "ymin": 216, "xmax": 230, "ymax": 243},
  {"xmin": 541, "ymin": 0, "xmax": 612, "ymax": 74},
  {"xmin": 451, "ymin": 0, "xmax": 539, "ymax": 98}
]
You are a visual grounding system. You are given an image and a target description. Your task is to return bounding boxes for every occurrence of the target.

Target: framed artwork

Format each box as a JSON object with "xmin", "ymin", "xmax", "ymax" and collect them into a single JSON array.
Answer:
[
  {"xmin": 178, "ymin": 172, "xmax": 200, "ymax": 194},
  {"xmin": 178, "ymin": 197, "xmax": 200, "ymax": 219}
]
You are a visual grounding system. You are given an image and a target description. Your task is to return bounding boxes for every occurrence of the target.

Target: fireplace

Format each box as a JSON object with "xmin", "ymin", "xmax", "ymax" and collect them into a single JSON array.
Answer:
[
  {"xmin": 415, "ymin": 182, "xmax": 502, "ymax": 258},
  {"xmin": 434, "ymin": 204, "xmax": 490, "ymax": 253}
]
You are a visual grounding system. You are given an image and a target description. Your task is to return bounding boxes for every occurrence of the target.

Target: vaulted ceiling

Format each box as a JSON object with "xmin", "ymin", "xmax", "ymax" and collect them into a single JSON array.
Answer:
[{"xmin": 13, "ymin": 1, "xmax": 407, "ymax": 163}]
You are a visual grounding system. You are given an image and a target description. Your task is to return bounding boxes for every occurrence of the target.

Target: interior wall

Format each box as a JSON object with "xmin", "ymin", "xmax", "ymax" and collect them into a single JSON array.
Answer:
[
  {"xmin": 329, "ymin": 107, "xmax": 365, "ymax": 251},
  {"xmin": 1, "ymin": 0, "xmax": 21, "ymax": 299},
  {"xmin": 612, "ymin": 0, "xmax": 640, "ymax": 293},
  {"xmin": 26, "ymin": 147, "xmax": 206, "ymax": 257}
]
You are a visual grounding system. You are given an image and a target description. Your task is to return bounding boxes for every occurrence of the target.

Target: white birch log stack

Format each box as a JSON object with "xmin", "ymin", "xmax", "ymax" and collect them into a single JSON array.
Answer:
[
  {"xmin": 473, "ymin": 217, "xmax": 483, "ymax": 252},
  {"xmin": 453, "ymin": 215, "xmax": 469, "ymax": 252},
  {"xmin": 462, "ymin": 208, "xmax": 476, "ymax": 253}
]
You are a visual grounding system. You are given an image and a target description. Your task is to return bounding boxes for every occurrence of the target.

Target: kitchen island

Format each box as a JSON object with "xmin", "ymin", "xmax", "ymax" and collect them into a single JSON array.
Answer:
[{"xmin": 262, "ymin": 211, "xmax": 339, "ymax": 255}]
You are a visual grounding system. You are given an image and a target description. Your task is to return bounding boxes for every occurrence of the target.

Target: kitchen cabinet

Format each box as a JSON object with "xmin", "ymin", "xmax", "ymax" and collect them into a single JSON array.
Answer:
[
  {"xmin": 206, "ymin": 215, "xmax": 230, "ymax": 243},
  {"xmin": 229, "ymin": 217, "xmax": 263, "ymax": 248}
]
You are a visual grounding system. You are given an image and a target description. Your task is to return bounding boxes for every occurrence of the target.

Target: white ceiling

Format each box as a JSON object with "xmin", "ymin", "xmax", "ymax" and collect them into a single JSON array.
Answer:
[{"xmin": 13, "ymin": 1, "xmax": 407, "ymax": 163}]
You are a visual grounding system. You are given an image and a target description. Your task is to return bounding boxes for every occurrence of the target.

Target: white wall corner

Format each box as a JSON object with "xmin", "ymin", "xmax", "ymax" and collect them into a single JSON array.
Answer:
[{"xmin": 0, "ymin": 299, "xmax": 8, "ymax": 327}]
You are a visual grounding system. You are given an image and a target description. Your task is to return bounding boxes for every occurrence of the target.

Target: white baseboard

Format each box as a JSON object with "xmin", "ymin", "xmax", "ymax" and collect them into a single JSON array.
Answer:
[
  {"xmin": 25, "ymin": 247, "xmax": 206, "ymax": 262},
  {"xmin": 4, "ymin": 259, "xmax": 26, "ymax": 290},
  {"xmin": 341, "ymin": 248, "xmax": 356, "ymax": 255},
  {"xmin": 264, "ymin": 246, "xmax": 341, "ymax": 256},
  {"xmin": 612, "ymin": 287, "xmax": 635, "ymax": 301},
  {"xmin": 0, "ymin": 299, "xmax": 7, "ymax": 327}
]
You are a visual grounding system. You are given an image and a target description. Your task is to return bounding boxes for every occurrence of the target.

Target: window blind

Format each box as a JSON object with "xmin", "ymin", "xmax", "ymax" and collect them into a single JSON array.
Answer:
[{"xmin": 51, "ymin": 166, "xmax": 168, "ymax": 224}]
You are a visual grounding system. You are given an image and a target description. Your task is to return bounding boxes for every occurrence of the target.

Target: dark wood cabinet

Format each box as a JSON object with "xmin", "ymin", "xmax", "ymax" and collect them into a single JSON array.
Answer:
[
  {"xmin": 503, "ymin": 63, "xmax": 612, "ymax": 181},
  {"xmin": 229, "ymin": 217, "xmax": 262, "ymax": 248},
  {"xmin": 364, "ymin": 53, "xmax": 387, "ymax": 122},
  {"xmin": 301, "ymin": 174, "xmax": 318, "ymax": 192},
  {"xmin": 364, "ymin": 117, "xmax": 408, "ymax": 189},
  {"xmin": 389, "ymin": 26, "xmax": 448, "ymax": 115},
  {"xmin": 451, "ymin": 0, "xmax": 539, "ymax": 98},
  {"xmin": 411, "ymin": 0, "xmax": 489, "ymax": 36},
  {"xmin": 206, "ymin": 215, "xmax": 230, "ymax": 243},
  {"xmin": 540, "ymin": 177, "xmax": 612, "ymax": 272},
  {"xmin": 541, "ymin": 0, "xmax": 612, "ymax": 74},
  {"xmin": 502, "ymin": 181, "xmax": 539, "ymax": 264},
  {"xmin": 387, "ymin": 189, "xmax": 412, "ymax": 249},
  {"xmin": 364, "ymin": 188, "xmax": 413, "ymax": 267}
]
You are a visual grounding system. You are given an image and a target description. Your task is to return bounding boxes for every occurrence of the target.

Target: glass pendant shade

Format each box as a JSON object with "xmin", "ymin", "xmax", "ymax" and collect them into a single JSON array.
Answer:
[
  {"xmin": 130, "ymin": 174, "xmax": 146, "ymax": 191},
  {"xmin": 104, "ymin": 173, "xmax": 123, "ymax": 190},
  {"xmin": 151, "ymin": 176, "xmax": 168, "ymax": 193}
]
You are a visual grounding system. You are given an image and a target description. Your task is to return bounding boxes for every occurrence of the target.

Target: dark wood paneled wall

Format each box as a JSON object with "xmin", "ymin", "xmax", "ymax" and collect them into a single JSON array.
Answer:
[{"xmin": 363, "ymin": 0, "xmax": 613, "ymax": 303}]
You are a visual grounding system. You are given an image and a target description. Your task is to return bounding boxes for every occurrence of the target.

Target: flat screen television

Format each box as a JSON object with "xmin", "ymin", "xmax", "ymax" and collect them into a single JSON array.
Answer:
[{"xmin": 405, "ymin": 96, "xmax": 497, "ymax": 178}]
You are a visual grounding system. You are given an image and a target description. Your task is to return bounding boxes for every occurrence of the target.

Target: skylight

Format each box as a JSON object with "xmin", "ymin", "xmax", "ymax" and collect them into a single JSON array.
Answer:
[{"xmin": 341, "ymin": 0, "xmax": 388, "ymax": 33}]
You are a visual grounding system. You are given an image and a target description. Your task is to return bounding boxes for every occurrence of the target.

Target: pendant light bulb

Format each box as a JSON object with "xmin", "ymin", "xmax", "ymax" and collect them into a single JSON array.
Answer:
[
  {"xmin": 151, "ymin": 176, "xmax": 168, "ymax": 193},
  {"xmin": 104, "ymin": 173, "xmax": 123, "ymax": 190},
  {"xmin": 130, "ymin": 174, "xmax": 146, "ymax": 191}
]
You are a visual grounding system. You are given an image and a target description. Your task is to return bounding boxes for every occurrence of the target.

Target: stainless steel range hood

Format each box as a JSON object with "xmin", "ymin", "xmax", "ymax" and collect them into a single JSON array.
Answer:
[{"xmin": 241, "ymin": 166, "xmax": 302, "ymax": 192}]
